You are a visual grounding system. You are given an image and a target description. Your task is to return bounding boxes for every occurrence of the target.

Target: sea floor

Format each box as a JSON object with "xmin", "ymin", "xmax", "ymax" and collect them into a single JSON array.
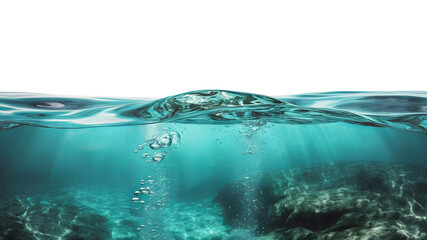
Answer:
[
  {"xmin": 0, "ymin": 183, "xmax": 142, "ymax": 240},
  {"xmin": 0, "ymin": 161, "xmax": 426, "ymax": 240}
]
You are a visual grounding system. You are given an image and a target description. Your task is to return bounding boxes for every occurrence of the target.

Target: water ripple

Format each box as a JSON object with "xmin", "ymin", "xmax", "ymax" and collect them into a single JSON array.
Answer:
[{"xmin": 0, "ymin": 90, "xmax": 426, "ymax": 133}]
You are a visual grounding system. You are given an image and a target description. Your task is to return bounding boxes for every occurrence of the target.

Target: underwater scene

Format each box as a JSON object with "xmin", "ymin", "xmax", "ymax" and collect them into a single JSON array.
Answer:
[{"xmin": 0, "ymin": 90, "xmax": 426, "ymax": 240}]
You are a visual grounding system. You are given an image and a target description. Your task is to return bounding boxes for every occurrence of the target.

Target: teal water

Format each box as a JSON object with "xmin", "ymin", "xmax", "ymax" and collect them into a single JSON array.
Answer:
[{"xmin": 0, "ymin": 90, "xmax": 426, "ymax": 239}]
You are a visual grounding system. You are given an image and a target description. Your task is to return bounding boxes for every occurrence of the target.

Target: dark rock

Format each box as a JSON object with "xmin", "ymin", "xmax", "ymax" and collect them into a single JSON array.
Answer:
[
  {"xmin": 0, "ymin": 195, "xmax": 113, "ymax": 240},
  {"xmin": 214, "ymin": 161, "xmax": 427, "ymax": 239}
]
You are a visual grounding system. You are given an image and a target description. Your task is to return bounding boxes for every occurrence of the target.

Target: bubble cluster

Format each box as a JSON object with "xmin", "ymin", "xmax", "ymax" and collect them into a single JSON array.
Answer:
[
  {"xmin": 131, "ymin": 129, "xmax": 182, "ymax": 233},
  {"xmin": 132, "ymin": 177, "xmax": 156, "ymax": 201},
  {"xmin": 135, "ymin": 130, "xmax": 181, "ymax": 164},
  {"xmin": 148, "ymin": 132, "xmax": 180, "ymax": 151}
]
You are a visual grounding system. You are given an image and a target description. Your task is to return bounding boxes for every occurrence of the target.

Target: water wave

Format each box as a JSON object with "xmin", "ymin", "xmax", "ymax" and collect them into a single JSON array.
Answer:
[{"xmin": 0, "ymin": 90, "xmax": 426, "ymax": 133}]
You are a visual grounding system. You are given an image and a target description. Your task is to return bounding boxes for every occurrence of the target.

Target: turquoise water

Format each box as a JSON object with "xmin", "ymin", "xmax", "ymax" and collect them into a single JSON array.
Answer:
[{"xmin": 0, "ymin": 90, "xmax": 426, "ymax": 239}]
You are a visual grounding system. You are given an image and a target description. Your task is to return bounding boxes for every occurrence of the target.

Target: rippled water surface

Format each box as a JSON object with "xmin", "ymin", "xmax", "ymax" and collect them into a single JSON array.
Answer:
[{"xmin": 0, "ymin": 90, "xmax": 426, "ymax": 240}]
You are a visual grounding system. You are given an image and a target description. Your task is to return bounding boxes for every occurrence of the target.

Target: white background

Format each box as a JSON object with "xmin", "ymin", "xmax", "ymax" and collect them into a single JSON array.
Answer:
[{"xmin": 1, "ymin": 1, "xmax": 426, "ymax": 98}]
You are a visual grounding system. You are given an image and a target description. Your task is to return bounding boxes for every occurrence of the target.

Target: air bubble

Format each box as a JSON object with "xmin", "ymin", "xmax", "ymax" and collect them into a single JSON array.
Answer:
[
  {"xmin": 149, "ymin": 140, "xmax": 161, "ymax": 150},
  {"xmin": 160, "ymin": 134, "xmax": 172, "ymax": 148},
  {"xmin": 152, "ymin": 153, "xmax": 164, "ymax": 162},
  {"xmin": 142, "ymin": 190, "xmax": 150, "ymax": 195},
  {"xmin": 244, "ymin": 150, "xmax": 253, "ymax": 155},
  {"xmin": 138, "ymin": 145, "xmax": 143, "ymax": 150},
  {"xmin": 170, "ymin": 132, "xmax": 181, "ymax": 144},
  {"xmin": 142, "ymin": 153, "xmax": 149, "ymax": 158},
  {"xmin": 132, "ymin": 197, "xmax": 139, "ymax": 202},
  {"xmin": 134, "ymin": 191, "xmax": 141, "ymax": 195}
]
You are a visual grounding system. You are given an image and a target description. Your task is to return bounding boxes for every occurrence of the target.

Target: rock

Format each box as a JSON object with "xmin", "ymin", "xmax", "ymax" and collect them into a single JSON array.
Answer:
[
  {"xmin": 214, "ymin": 161, "xmax": 427, "ymax": 239},
  {"xmin": 0, "ymin": 192, "xmax": 113, "ymax": 240}
]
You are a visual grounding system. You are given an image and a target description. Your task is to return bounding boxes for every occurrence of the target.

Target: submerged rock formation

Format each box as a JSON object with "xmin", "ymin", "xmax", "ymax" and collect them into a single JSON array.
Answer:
[
  {"xmin": 214, "ymin": 161, "xmax": 427, "ymax": 239},
  {"xmin": 0, "ymin": 186, "xmax": 140, "ymax": 240}
]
